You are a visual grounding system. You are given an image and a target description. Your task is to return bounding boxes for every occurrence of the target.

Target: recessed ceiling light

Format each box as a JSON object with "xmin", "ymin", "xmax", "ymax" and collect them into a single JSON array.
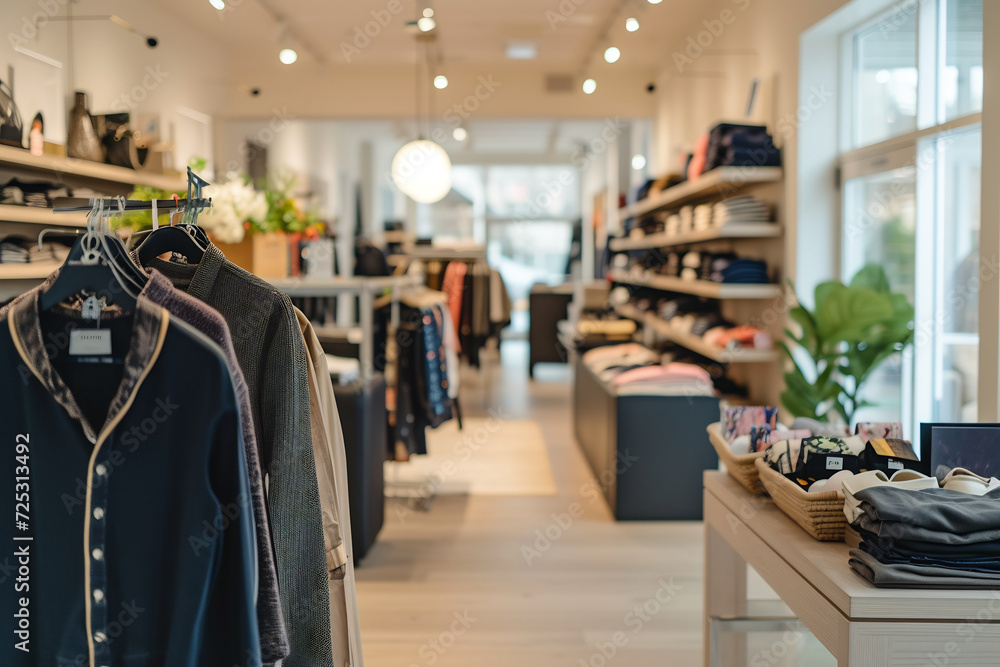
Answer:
[
  {"xmin": 434, "ymin": 75, "xmax": 449, "ymax": 89},
  {"xmin": 209, "ymin": 0, "xmax": 225, "ymax": 9},
  {"xmin": 417, "ymin": 17, "xmax": 436, "ymax": 32},
  {"xmin": 648, "ymin": 0, "xmax": 662, "ymax": 4},
  {"xmin": 604, "ymin": 46, "xmax": 621, "ymax": 64},
  {"xmin": 582, "ymin": 78, "xmax": 597, "ymax": 94},
  {"xmin": 631, "ymin": 154, "xmax": 646, "ymax": 170},
  {"xmin": 423, "ymin": 7, "xmax": 434, "ymax": 17},
  {"xmin": 625, "ymin": 17, "xmax": 639, "ymax": 32},
  {"xmin": 453, "ymin": 127, "xmax": 468, "ymax": 141},
  {"xmin": 279, "ymin": 48, "xmax": 297, "ymax": 65},
  {"xmin": 506, "ymin": 40, "xmax": 538, "ymax": 60}
]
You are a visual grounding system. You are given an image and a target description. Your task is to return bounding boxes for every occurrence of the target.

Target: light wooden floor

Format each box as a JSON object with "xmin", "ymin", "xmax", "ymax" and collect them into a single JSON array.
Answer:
[{"xmin": 354, "ymin": 341, "xmax": 832, "ymax": 667}]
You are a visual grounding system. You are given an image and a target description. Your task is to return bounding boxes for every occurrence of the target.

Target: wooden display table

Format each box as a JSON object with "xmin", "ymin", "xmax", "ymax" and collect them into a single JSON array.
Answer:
[{"xmin": 703, "ymin": 471, "xmax": 1000, "ymax": 666}]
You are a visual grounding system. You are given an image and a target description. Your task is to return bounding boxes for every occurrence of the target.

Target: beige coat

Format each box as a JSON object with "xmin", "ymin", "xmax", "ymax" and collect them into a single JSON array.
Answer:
[{"xmin": 295, "ymin": 308, "xmax": 364, "ymax": 667}]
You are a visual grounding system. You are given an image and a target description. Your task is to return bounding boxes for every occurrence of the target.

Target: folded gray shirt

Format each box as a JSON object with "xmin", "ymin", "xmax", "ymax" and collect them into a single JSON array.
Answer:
[
  {"xmin": 850, "ymin": 548, "xmax": 1000, "ymax": 589},
  {"xmin": 855, "ymin": 485, "xmax": 1000, "ymax": 538}
]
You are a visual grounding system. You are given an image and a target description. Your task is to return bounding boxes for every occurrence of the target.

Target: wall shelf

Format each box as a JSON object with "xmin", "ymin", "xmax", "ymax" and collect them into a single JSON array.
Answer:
[
  {"xmin": 0, "ymin": 205, "xmax": 87, "ymax": 227},
  {"xmin": 619, "ymin": 166, "xmax": 783, "ymax": 222},
  {"xmin": 617, "ymin": 304, "xmax": 778, "ymax": 364},
  {"xmin": 0, "ymin": 261, "xmax": 61, "ymax": 280},
  {"xmin": 608, "ymin": 269, "xmax": 783, "ymax": 300},
  {"xmin": 0, "ymin": 144, "xmax": 187, "ymax": 192},
  {"xmin": 609, "ymin": 223, "xmax": 782, "ymax": 251}
]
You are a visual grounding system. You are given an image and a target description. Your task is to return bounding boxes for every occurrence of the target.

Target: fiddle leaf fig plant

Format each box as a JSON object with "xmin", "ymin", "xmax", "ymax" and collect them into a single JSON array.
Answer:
[{"xmin": 779, "ymin": 264, "xmax": 915, "ymax": 425}]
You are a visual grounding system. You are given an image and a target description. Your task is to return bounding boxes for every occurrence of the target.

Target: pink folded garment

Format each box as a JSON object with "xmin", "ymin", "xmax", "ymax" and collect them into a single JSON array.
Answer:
[{"xmin": 611, "ymin": 362, "xmax": 712, "ymax": 387}]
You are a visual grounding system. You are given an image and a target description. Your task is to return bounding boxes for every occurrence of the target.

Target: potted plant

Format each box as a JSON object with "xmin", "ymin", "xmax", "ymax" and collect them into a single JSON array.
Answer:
[{"xmin": 779, "ymin": 264, "xmax": 915, "ymax": 425}]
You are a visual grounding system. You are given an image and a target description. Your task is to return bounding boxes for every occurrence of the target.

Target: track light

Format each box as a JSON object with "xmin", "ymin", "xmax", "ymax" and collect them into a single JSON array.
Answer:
[
  {"xmin": 604, "ymin": 47, "xmax": 620, "ymax": 64},
  {"xmin": 625, "ymin": 17, "xmax": 639, "ymax": 32},
  {"xmin": 582, "ymin": 78, "xmax": 597, "ymax": 94},
  {"xmin": 209, "ymin": 0, "xmax": 225, "ymax": 9},
  {"xmin": 434, "ymin": 75, "xmax": 448, "ymax": 89},
  {"xmin": 648, "ymin": 0, "xmax": 663, "ymax": 4},
  {"xmin": 423, "ymin": 7, "xmax": 434, "ymax": 17},
  {"xmin": 417, "ymin": 16, "xmax": 436, "ymax": 32},
  {"xmin": 279, "ymin": 48, "xmax": 297, "ymax": 64},
  {"xmin": 453, "ymin": 127, "xmax": 468, "ymax": 141}
]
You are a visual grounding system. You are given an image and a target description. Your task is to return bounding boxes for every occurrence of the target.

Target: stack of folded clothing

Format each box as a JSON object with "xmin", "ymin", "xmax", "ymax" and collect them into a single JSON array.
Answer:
[
  {"xmin": 703, "ymin": 325, "xmax": 772, "ymax": 350},
  {"xmin": 680, "ymin": 251, "xmax": 701, "ymax": 281},
  {"xmin": 713, "ymin": 196, "xmax": 770, "ymax": 225},
  {"xmin": 610, "ymin": 362, "xmax": 716, "ymax": 397},
  {"xmin": 693, "ymin": 204, "xmax": 714, "ymax": 230},
  {"xmin": 28, "ymin": 241, "xmax": 69, "ymax": 264},
  {"xmin": 0, "ymin": 237, "xmax": 29, "ymax": 263},
  {"xmin": 704, "ymin": 123, "xmax": 783, "ymax": 172},
  {"xmin": 678, "ymin": 206, "xmax": 694, "ymax": 231},
  {"xmin": 848, "ymin": 478, "xmax": 1000, "ymax": 588},
  {"xmin": 665, "ymin": 214, "xmax": 681, "ymax": 236},
  {"xmin": 717, "ymin": 258, "xmax": 769, "ymax": 284},
  {"xmin": 583, "ymin": 343, "xmax": 661, "ymax": 382}
]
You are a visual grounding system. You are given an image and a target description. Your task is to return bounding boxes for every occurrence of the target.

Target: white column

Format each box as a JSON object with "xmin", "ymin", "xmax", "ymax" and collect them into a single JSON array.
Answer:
[{"xmin": 978, "ymin": 0, "xmax": 1000, "ymax": 420}]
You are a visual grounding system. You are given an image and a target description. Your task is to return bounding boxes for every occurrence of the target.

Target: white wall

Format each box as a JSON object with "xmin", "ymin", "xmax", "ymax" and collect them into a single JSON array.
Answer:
[
  {"xmin": 651, "ymin": 0, "xmax": 855, "ymax": 291},
  {"xmin": 2, "ymin": 0, "xmax": 227, "ymax": 172}
]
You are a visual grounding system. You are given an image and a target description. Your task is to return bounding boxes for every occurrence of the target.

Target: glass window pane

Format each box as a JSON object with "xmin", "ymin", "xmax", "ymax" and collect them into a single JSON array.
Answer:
[
  {"xmin": 487, "ymin": 220, "xmax": 572, "ymax": 306},
  {"xmin": 853, "ymin": 4, "xmax": 918, "ymax": 147},
  {"xmin": 843, "ymin": 168, "xmax": 917, "ymax": 425},
  {"xmin": 941, "ymin": 0, "xmax": 983, "ymax": 122},
  {"xmin": 932, "ymin": 127, "xmax": 981, "ymax": 422},
  {"xmin": 484, "ymin": 166, "xmax": 580, "ymax": 219}
]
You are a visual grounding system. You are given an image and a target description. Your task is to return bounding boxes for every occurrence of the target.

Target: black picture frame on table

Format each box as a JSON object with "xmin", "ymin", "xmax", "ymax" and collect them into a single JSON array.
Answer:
[{"xmin": 919, "ymin": 422, "xmax": 1000, "ymax": 481}]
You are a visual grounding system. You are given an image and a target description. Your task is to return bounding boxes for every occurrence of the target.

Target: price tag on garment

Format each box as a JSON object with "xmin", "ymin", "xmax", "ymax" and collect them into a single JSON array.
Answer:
[
  {"xmin": 888, "ymin": 459, "xmax": 904, "ymax": 470},
  {"xmin": 81, "ymin": 295, "xmax": 104, "ymax": 321},
  {"xmin": 69, "ymin": 329, "xmax": 112, "ymax": 356},
  {"xmin": 825, "ymin": 457, "xmax": 844, "ymax": 471}
]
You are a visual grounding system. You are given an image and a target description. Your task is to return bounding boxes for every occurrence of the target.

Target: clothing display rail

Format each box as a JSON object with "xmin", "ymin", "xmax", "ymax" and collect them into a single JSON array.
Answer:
[{"xmin": 269, "ymin": 274, "xmax": 423, "ymax": 383}]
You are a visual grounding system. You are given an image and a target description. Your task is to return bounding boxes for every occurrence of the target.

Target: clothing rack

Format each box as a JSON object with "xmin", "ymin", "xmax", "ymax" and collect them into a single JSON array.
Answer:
[
  {"xmin": 51, "ymin": 197, "xmax": 214, "ymax": 212},
  {"xmin": 268, "ymin": 274, "xmax": 422, "ymax": 384}
]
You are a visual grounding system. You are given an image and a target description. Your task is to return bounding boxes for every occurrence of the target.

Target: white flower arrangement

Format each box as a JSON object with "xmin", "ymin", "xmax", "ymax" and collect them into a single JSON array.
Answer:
[{"xmin": 199, "ymin": 173, "xmax": 267, "ymax": 244}]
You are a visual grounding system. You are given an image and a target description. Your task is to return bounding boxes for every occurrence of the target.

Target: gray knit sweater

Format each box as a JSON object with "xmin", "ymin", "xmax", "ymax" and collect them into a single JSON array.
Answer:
[{"xmin": 146, "ymin": 245, "xmax": 333, "ymax": 667}]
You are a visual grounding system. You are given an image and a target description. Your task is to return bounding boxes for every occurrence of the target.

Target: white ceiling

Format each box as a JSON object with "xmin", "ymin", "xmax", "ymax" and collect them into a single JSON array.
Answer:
[{"xmin": 153, "ymin": 0, "xmax": 720, "ymax": 70}]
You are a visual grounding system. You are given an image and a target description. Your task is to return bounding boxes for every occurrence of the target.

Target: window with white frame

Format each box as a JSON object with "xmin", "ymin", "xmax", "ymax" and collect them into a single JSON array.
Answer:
[{"xmin": 839, "ymin": 0, "xmax": 982, "ymax": 435}]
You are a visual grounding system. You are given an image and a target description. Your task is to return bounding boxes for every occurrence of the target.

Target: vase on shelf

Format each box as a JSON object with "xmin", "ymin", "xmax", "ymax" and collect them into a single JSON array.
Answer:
[{"xmin": 66, "ymin": 92, "xmax": 103, "ymax": 162}]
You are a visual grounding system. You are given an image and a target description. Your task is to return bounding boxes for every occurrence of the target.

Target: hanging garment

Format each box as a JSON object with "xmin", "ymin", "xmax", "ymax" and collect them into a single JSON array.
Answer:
[
  {"xmin": 0, "ymin": 292, "xmax": 260, "ymax": 665},
  {"xmin": 441, "ymin": 261, "xmax": 467, "ymax": 351},
  {"xmin": 489, "ymin": 269, "xmax": 511, "ymax": 329},
  {"xmin": 143, "ymin": 244, "xmax": 333, "ymax": 667},
  {"xmin": 295, "ymin": 309, "xmax": 364, "ymax": 667},
  {"xmin": 3, "ymin": 271, "xmax": 290, "ymax": 661}
]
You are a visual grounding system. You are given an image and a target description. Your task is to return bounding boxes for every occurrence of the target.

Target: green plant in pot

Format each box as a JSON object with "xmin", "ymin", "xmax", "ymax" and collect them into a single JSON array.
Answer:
[{"xmin": 780, "ymin": 264, "xmax": 915, "ymax": 425}]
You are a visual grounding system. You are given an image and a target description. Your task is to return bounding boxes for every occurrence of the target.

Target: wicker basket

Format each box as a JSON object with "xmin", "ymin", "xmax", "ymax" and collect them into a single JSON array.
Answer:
[
  {"xmin": 754, "ymin": 458, "xmax": 847, "ymax": 541},
  {"xmin": 707, "ymin": 422, "xmax": 766, "ymax": 494}
]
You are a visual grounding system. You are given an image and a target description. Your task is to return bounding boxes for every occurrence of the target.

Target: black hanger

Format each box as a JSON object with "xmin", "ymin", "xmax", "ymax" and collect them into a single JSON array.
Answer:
[
  {"xmin": 39, "ymin": 235, "xmax": 138, "ymax": 312},
  {"xmin": 134, "ymin": 225, "xmax": 207, "ymax": 266}
]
